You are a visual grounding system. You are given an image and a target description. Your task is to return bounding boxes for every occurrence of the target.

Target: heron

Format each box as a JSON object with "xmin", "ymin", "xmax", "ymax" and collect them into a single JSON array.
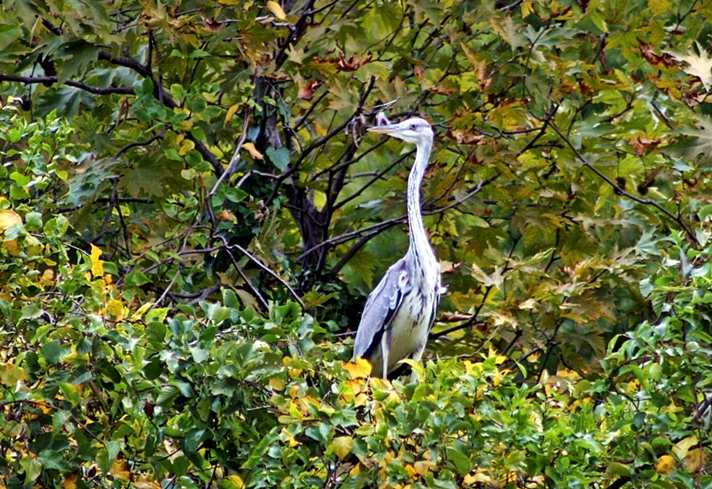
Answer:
[{"xmin": 352, "ymin": 117, "xmax": 441, "ymax": 379}]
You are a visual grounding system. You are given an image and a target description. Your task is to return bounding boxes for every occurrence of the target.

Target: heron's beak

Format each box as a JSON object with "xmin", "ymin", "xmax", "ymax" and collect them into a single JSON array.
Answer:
[{"xmin": 367, "ymin": 124, "xmax": 400, "ymax": 134}]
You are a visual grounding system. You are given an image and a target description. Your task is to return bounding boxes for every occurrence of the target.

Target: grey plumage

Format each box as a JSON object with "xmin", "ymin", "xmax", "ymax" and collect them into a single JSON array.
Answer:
[{"xmin": 352, "ymin": 117, "xmax": 441, "ymax": 379}]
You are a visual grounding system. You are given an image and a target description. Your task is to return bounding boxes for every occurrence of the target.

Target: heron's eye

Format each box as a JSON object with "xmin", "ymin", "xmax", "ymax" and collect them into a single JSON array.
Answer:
[{"xmin": 410, "ymin": 124, "xmax": 417, "ymax": 130}]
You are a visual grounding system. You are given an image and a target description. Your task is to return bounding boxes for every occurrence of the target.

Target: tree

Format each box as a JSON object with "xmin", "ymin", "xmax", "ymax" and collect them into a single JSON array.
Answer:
[{"xmin": 0, "ymin": 0, "xmax": 711, "ymax": 487}]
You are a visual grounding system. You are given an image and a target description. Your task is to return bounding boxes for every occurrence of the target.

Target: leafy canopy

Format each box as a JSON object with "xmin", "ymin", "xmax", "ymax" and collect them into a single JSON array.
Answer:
[{"xmin": 0, "ymin": 0, "xmax": 712, "ymax": 487}]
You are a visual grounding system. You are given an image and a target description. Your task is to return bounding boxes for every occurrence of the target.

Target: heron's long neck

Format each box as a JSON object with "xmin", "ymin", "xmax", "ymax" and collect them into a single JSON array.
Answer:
[{"xmin": 406, "ymin": 138, "xmax": 435, "ymax": 263}]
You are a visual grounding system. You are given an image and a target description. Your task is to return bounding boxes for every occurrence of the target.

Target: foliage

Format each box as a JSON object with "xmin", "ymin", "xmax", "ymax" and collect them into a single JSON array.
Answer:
[{"xmin": 1, "ymin": 0, "xmax": 712, "ymax": 486}]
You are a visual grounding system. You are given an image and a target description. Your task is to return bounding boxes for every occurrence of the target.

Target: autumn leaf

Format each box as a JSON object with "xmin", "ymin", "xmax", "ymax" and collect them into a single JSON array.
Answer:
[
  {"xmin": 0, "ymin": 209, "xmax": 21, "ymax": 232},
  {"xmin": 344, "ymin": 357, "xmax": 372, "ymax": 379},
  {"xmin": 266, "ymin": 1, "xmax": 286, "ymax": 20},
  {"xmin": 90, "ymin": 244, "xmax": 104, "ymax": 277},
  {"xmin": 109, "ymin": 458, "xmax": 131, "ymax": 481},
  {"xmin": 335, "ymin": 53, "xmax": 372, "ymax": 72},
  {"xmin": 242, "ymin": 142, "xmax": 264, "ymax": 160},
  {"xmin": 638, "ymin": 39, "xmax": 676, "ymax": 68},
  {"xmin": 330, "ymin": 436, "xmax": 354, "ymax": 460},
  {"xmin": 298, "ymin": 80, "xmax": 324, "ymax": 100},
  {"xmin": 224, "ymin": 103, "xmax": 240, "ymax": 126},
  {"xmin": 63, "ymin": 472, "xmax": 79, "ymax": 489},
  {"xmin": 106, "ymin": 299, "xmax": 124, "ymax": 319},
  {"xmin": 668, "ymin": 42, "xmax": 712, "ymax": 91},
  {"xmin": 655, "ymin": 454, "xmax": 676, "ymax": 475},
  {"xmin": 269, "ymin": 377, "xmax": 285, "ymax": 391},
  {"xmin": 682, "ymin": 448, "xmax": 707, "ymax": 473}
]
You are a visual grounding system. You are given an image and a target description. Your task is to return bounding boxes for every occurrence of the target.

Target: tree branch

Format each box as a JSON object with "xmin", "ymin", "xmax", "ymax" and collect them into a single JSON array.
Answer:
[
  {"xmin": 548, "ymin": 120, "xmax": 698, "ymax": 245},
  {"xmin": 0, "ymin": 74, "xmax": 134, "ymax": 95},
  {"xmin": 308, "ymin": 176, "xmax": 497, "ymax": 269},
  {"xmin": 97, "ymin": 50, "xmax": 224, "ymax": 176},
  {"xmin": 216, "ymin": 235, "xmax": 305, "ymax": 310},
  {"xmin": 114, "ymin": 126, "xmax": 169, "ymax": 159}
]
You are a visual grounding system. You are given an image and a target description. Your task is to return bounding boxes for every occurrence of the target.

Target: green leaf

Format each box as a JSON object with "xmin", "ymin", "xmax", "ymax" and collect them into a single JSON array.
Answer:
[
  {"xmin": 447, "ymin": 447, "xmax": 472, "ymax": 476},
  {"xmin": 124, "ymin": 270, "xmax": 151, "ymax": 287},
  {"xmin": 40, "ymin": 339, "xmax": 61, "ymax": 364},
  {"xmin": 266, "ymin": 147, "xmax": 290, "ymax": 172},
  {"xmin": 43, "ymin": 215, "xmax": 69, "ymax": 237},
  {"xmin": 156, "ymin": 385, "xmax": 179, "ymax": 407},
  {"xmin": 37, "ymin": 449, "xmax": 71, "ymax": 471},
  {"xmin": 24, "ymin": 211, "xmax": 42, "ymax": 231},
  {"xmin": 20, "ymin": 304, "xmax": 43, "ymax": 320},
  {"xmin": 96, "ymin": 441, "xmax": 121, "ymax": 475}
]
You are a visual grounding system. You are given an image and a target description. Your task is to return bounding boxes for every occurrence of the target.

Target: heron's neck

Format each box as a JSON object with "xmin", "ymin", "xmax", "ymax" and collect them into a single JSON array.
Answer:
[{"xmin": 406, "ymin": 138, "xmax": 435, "ymax": 262}]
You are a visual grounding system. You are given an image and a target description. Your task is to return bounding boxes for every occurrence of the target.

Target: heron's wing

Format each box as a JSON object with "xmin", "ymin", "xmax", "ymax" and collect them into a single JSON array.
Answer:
[{"xmin": 352, "ymin": 258, "xmax": 410, "ymax": 359}]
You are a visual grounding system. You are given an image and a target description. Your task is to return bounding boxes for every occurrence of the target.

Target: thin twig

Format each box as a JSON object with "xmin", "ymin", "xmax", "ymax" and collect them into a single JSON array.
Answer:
[
  {"xmin": 114, "ymin": 126, "xmax": 168, "ymax": 159},
  {"xmin": 154, "ymin": 265, "xmax": 183, "ymax": 306},
  {"xmin": 219, "ymin": 244, "xmax": 269, "ymax": 311},
  {"xmin": 216, "ymin": 235, "xmax": 305, "ymax": 310},
  {"xmin": 209, "ymin": 110, "xmax": 251, "ymax": 197}
]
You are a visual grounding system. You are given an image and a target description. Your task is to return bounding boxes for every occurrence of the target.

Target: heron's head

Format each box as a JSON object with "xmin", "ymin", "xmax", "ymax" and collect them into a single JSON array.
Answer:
[{"xmin": 367, "ymin": 117, "xmax": 433, "ymax": 145}]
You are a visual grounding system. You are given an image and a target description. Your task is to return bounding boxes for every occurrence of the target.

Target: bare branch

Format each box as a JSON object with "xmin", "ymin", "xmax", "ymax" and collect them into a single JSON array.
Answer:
[
  {"xmin": 41, "ymin": 18, "xmax": 64, "ymax": 35},
  {"xmin": 307, "ymin": 176, "xmax": 497, "ymax": 269},
  {"xmin": 216, "ymin": 235, "xmax": 305, "ymax": 310},
  {"xmin": 209, "ymin": 109, "xmax": 251, "ymax": 197}
]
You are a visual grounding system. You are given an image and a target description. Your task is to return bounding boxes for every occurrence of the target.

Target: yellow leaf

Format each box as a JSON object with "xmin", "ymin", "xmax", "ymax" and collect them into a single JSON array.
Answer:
[
  {"xmin": 414, "ymin": 460, "xmax": 435, "ymax": 476},
  {"xmin": 130, "ymin": 302, "xmax": 155, "ymax": 321},
  {"xmin": 242, "ymin": 142, "xmax": 264, "ymax": 160},
  {"xmin": 3, "ymin": 238, "xmax": 20, "ymax": 256},
  {"xmin": 90, "ymin": 244, "xmax": 104, "ymax": 277},
  {"xmin": 269, "ymin": 377, "xmax": 286, "ymax": 391},
  {"xmin": 179, "ymin": 139, "xmax": 195, "ymax": 156},
  {"xmin": 109, "ymin": 458, "xmax": 131, "ymax": 481},
  {"xmin": 331, "ymin": 436, "xmax": 354, "ymax": 460},
  {"xmin": 224, "ymin": 103, "xmax": 240, "ymax": 126},
  {"xmin": 106, "ymin": 299, "xmax": 124, "ymax": 319},
  {"xmin": 134, "ymin": 481, "xmax": 162, "ymax": 489},
  {"xmin": 0, "ymin": 209, "xmax": 21, "ymax": 232},
  {"xmin": 673, "ymin": 435, "xmax": 698, "ymax": 460},
  {"xmin": 63, "ymin": 472, "xmax": 79, "ymax": 489},
  {"xmin": 655, "ymin": 454, "xmax": 676, "ymax": 475},
  {"xmin": 463, "ymin": 470, "xmax": 492, "ymax": 484},
  {"xmin": 40, "ymin": 269, "xmax": 55, "ymax": 287},
  {"xmin": 344, "ymin": 357, "xmax": 372, "ymax": 379},
  {"xmin": 0, "ymin": 359, "xmax": 28, "ymax": 386},
  {"xmin": 683, "ymin": 448, "xmax": 707, "ymax": 473},
  {"xmin": 225, "ymin": 475, "xmax": 245, "ymax": 489},
  {"xmin": 267, "ymin": 1, "xmax": 286, "ymax": 19}
]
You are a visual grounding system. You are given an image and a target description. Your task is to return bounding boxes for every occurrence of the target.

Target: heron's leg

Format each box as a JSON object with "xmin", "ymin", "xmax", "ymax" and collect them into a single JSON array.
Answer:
[{"xmin": 381, "ymin": 329, "xmax": 389, "ymax": 381}]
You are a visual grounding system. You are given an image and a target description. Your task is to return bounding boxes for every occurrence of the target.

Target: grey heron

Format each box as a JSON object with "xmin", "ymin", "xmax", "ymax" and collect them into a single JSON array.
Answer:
[{"xmin": 352, "ymin": 117, "xmax": 441, "ymax": 379}]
